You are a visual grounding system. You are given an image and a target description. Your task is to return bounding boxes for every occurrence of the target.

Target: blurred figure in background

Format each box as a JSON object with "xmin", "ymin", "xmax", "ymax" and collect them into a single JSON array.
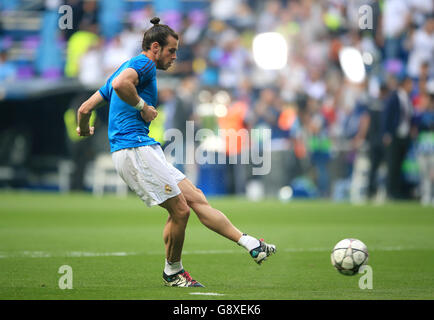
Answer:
[
  {"xmin": 411, "ymin": 61, "xmax": 432, "ymax": 105},
  {"xmin": 64, "ymin": 23, "xmax": 100, "ymax": 78},
  {"xmin": 414, "ymin": 89, "xmax": 434, "ymax": 205},
  {"xmin": 367, "ymin": 83, "xmax": 389, "ymax": 200},
  {"xmin": 246, "ymin": 87, "xmax": 289, "ymax": 196},
  {"xmin": 78, "ymin": 40, "xmax": 104, "ymax": 87},
  {"xmin": 218, "ymin": 91, "xmax": 249, "ymax": 195},
  {"xmin": 103, "ymin": 34, "xmax": 131, "ymax": 78},
  {"xmin": 175, "ymin": 79, "xmax": 201, "ymax": 186},
  {"xmin": 382, "ymin": 0, "xmax": 411, "ymax": 61},
  {"xmin": 383, "ymin": 76, "xmax": 414, "ymax": 200},
  {"xmin": 406, "ymin": 17, "xmax": 434, "ymax": 80},
  {"xmin": 63, "ymin": 0, "xmax": 99, "ymax": 41},
  {"xmin": 118, "ymin": 23, "xmax": 143, "ymax": 58},
  {"xmin": 160, "ymin": 77, "xmax": 198, "ymax": 183},
  {"xmin": 305, "ymin": 97, "xmax": 332, "ymax": 198},
  {"xmin": 0, "ymin": 49, "xmax": 16, "ymax": 83},
  {"xmin": 64, "ymin": 95, "xmax": 97, "ymax": 191}
]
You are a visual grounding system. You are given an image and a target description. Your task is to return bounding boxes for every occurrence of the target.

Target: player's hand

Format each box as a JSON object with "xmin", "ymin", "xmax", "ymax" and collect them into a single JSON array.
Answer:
[
  {"xmin": 76, "ymin": 126, "xmax": 95, "ymax": 137},
  {"xmin": 140, "ymin": 105, "xmax": 158, "ymax": 122}
]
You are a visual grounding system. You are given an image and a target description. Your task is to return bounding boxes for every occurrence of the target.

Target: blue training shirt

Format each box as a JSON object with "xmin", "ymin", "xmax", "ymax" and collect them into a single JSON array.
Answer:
[{"xmin": 99, "ymin": 53, "xmax": 159, "ymax": 153}]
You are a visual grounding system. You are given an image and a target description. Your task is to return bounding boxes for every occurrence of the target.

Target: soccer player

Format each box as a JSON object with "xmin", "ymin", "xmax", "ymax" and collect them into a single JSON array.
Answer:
[{"xmin": 76, "ymin": 17, "xmax": 276, "ymax": 287}]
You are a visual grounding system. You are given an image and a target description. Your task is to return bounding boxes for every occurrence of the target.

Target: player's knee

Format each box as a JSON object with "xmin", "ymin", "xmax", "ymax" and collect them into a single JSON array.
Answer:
[{"xmin": 173, "ymin": 203, "xmax": 190, "ymax": 221}]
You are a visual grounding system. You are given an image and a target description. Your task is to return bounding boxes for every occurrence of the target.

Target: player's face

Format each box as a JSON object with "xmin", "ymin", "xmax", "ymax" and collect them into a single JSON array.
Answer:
[{"xmin": 156, "ymin": 36, "xmax": 178, "ymax": 70}]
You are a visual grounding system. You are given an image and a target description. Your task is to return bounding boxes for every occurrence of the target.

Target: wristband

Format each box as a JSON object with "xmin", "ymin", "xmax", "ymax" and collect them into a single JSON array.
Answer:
[{"xmin": 134, "ymin": 98, "xmax": 145, "ymax": 111}]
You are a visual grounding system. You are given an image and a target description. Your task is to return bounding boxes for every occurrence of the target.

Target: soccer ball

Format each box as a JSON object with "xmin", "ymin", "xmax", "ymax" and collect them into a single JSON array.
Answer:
[{"xmin": 331, "ymin": 238, "xmax": 369, "ymax": 276}]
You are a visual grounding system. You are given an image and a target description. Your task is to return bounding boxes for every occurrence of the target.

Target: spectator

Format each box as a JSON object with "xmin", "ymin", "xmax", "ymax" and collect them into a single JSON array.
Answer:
[
  {"xmin": 0, "ymin": 50, "xmax": 16, "ymax": 83},
  {"xmin": 102, "ymin": 34, "xmax": 130, "ymax": 78},
  {"xmin": 169, "ymin": 77, "xmax": 199, "ymax": 183},
  {"xmin": 210, "ymin": 0, "xmax": 242, "ymax": 22},
  {"xmin": 218, "ymin": 92, "xmax": 249, "ymax": 195},
  {"xmin": 64, "ymin": 25, "xmax": 99, "ymax": 78},
  {"xmin": 119, "ymin": 23, "xmax": 143, "ymax": 58},
  {"xmin": 414, "ymin": 90, "xmax": 434, "ymax": 205},
  {"xmin": 256, "ymin": 0, "xmax": 282, "ymax": 33},
  {"xmin": 383, "ymin": 76, "xmax": 414, "ymax": 199},
  {"xmin": 406, "ymin": 17, "xmax": 434, "ymax": 79},
  {"xmin": 408, "ymin": 0, "xmax": 434, "ymax": 28},
  {"xmin": 382, "ymin": 0, "xmax": 411, "ymax": 60},
  {"xmin": 63, "ymin": 94, "xmax": 97, "ymax": 191},
  {"xmin": 305, "ymin": 97, "xmax": 332, "ymax": 197},
  {"xmin": 216, "ymin": 28, "xmax": 251, "ymax": 90},
  {"xmin": 367, "ymin": 84, "xmax": 389, "ymax": 199},
  {"xmin": 78, "ymin": 40, "xmax": 104, "ymax": 87},
  {"xmin": 246, "ymin": 87, "xmax": 289, "ymax": 196}
]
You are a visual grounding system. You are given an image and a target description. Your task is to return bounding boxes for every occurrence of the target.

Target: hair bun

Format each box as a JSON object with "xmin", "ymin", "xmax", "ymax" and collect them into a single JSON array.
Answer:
[{"xmin": 150, "ymin": 17, "xmax": 160, "ymax": 25}]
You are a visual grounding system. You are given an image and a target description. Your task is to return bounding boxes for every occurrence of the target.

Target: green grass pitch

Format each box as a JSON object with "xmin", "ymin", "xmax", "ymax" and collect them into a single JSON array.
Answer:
[{"xmin": 0, "ymin": 191, "xmax": 433, "ymax": 300}]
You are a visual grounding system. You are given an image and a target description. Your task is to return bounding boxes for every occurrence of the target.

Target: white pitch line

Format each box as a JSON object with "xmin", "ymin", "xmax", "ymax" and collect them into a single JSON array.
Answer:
[
  {"xmin": 0, "ymin": 246, "xmax": 431, "ymax": 259},
  {"xmin": 66, "ymin": 251, "xmax": 131, "ymax": 257},
  {"xmin": 189, "ymin": 292, "xmax": 225, "ymax": 296},
  {"xmin": 0, "ymin": 251, "xmax": 138, "ymax": 259}
]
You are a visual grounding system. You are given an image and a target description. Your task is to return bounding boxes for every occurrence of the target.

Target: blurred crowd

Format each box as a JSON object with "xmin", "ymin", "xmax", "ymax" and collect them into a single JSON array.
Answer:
[{"xmin": 0, "ymin": 0, "xmax": 433, "ymax": 204}]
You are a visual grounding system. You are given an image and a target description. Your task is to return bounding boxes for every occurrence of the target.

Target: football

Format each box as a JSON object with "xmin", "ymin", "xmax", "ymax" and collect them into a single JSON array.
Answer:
[{"xmin": 331, "ymin": 238, "xmax": 369, "ymax": 276}]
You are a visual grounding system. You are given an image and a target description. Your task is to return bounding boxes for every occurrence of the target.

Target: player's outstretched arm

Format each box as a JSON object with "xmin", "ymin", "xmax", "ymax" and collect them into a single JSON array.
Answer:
[
  {"xmin": 112, "ymin": 68, "xmax": 157, "ymax": 122},
  {"xmin": 77, "ymin": 91, "xmax": 105, "ymax": 136}
]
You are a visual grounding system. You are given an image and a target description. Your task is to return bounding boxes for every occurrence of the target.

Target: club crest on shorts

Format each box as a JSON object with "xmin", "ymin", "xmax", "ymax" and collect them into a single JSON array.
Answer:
[{"xmin": 165, "ymin": 184, "xmax": 172, "ymax": 194}]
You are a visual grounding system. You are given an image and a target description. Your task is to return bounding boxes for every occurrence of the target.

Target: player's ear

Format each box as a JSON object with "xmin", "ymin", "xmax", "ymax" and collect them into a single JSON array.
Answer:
[{"xmin": 151, "ymin": 41, "xmax": 161, "ymax": 54}]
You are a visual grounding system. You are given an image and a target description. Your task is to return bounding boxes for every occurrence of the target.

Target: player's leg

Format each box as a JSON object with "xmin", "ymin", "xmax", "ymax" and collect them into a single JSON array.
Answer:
[
  {"xmin": 178, "ymin": 178, "xmax": 276, "ymax": 264},
  {"xmin": 159, "ymin": 194, "xmax": 190, "ymax": 263},
  {"xmin": 111, "ymin": 147, "xmax": 203, "ymax": 287},
  {"xmin": 162, "ymin": 215, "xmax": 171, "ymax": 256},
  {"xmin": 178, "ymin": 178, "xmax": 242, "ymax": 242},
  {"xmin": 159, "ymin": 193, "xmax": 204, "ymax": 287}
]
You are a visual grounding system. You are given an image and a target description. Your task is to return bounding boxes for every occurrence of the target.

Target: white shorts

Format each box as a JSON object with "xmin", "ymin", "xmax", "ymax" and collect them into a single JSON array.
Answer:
[{"xmin": 112, "ymin": 144, "xmax": 186, "ymax": 207}]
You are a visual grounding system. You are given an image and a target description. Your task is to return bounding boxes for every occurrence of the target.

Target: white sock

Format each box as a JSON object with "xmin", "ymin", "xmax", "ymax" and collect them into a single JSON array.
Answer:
[
  {"xmin": 164, "ymin": 259, "xmax": 183, "ymax": 276},
  {"xmin": 237, "ymin": 234, "xmax": 260, "ymax": 252}
]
